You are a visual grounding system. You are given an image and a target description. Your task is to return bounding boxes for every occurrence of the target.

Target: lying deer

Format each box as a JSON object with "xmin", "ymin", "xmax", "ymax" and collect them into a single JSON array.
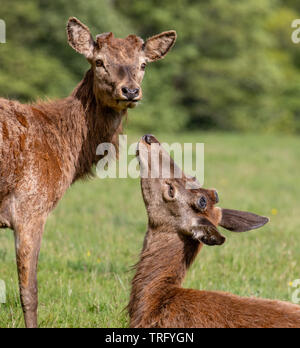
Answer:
[
  {"xmin": 129, "ymin": 134, "xmax": 300, "ymax": 328},
  {"xmin": 0, "ymin": 18, "xmax": 176, "ymax": 328}
]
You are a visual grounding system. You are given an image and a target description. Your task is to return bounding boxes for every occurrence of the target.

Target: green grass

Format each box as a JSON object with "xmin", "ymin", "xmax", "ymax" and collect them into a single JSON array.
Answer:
[{"xmin": 0, "ymin": 132, "xmax": 299, "ymax": 327}]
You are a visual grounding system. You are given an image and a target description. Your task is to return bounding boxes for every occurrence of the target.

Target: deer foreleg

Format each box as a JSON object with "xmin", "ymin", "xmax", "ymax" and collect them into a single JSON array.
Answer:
[{"xmin": 14, "ymin": 218, "xmax": 45, "ymax": 328}]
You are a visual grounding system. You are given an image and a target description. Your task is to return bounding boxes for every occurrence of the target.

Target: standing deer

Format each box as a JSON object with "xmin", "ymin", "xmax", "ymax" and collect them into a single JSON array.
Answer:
[
  {"xmin": 0, "ymin": 18, "xmax": 176, "ymax": 328},
  {"xmin": 129, "ymin": 134, "xmax": 300, "ymax": 328}
]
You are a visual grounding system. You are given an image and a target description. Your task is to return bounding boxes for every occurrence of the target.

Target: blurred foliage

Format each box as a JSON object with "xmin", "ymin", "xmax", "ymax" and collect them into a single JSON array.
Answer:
[
  {"xmin": 0, "ymin": 0, "xmax": 300, "ymax": 133},
  {"xmin": 0, "ymin": 0, "xmax": 133, "ymax": 100}
]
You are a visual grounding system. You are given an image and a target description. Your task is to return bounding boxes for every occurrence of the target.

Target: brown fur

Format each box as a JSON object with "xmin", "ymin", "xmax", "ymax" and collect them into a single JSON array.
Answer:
[
  {"xmin": 128, "ymin": 135, "xmax": 300, "ymax": 328},
  {"xmin": 0, "ymin": 18, "xmax": 176, "ymax": 328}
]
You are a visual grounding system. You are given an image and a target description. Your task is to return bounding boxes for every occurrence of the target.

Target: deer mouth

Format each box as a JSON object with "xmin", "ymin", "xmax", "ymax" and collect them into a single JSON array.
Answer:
[
  {"xmin": 116, "ymin": 98, "xmax": 140, "ymax": 103},
  {"xmin": 192, "ymin": 226, "xmax": 226, "ymax": 246},
  {"xmin": 117, "ymin": 99, "xmax": 139, "ymax": 102},
  {"xmin": 116, "ymin": 99, "xmax": 140, "ymax": 109}
]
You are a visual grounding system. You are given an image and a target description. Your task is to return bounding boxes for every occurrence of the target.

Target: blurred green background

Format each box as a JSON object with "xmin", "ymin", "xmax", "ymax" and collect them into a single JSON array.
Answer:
[{"xmin": 1, "ymin": 0, "xmax": 300, "ymax": 133}]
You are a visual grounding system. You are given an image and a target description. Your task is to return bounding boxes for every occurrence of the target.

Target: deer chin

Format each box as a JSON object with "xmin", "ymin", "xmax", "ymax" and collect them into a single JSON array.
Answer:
[
  {"xmin": 191, "ymin": 226, "xmax": 226, "ymax": 246},
  {"xmin": 98, "ymin": 94, "xmax": 139, "ymax": 111},
  {"xmin": 127, "ymin": 101, "xmax": 139, "ymax": 109},
  {"xmin": 115, "ymin": 99, "xmax": 140, "ymax": 109}
]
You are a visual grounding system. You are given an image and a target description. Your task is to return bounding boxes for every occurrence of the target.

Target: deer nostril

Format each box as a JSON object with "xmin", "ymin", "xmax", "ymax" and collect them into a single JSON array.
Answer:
[
  {"xmin": 122, "ymin": 87, "xmax": 129, "ymax": 96},
  {"xmin": 132, "ymin": 88, "xmax": 140, "ymax": 96},
  {"xmin": 143, "ymin": 134, "xmax": 154, "ymax": 145},
  {"xmin": 142, "ymin": 134, "xmax": 159, "ymax": 145}
]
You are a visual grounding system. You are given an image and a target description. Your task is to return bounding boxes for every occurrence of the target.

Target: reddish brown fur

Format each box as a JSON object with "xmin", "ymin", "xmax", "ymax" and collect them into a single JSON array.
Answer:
[
  {"xmin": 128, "ymin": 135, "xmax": 300, "ymax": 328},
  {"xmin": 0, "ymin": 18, "xmax": 177, "ymax": 328}
]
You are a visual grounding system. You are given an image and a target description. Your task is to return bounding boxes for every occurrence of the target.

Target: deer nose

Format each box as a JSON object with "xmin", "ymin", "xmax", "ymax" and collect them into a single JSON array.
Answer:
[
  {"xmin": 143, "ymin": 134, "xmax": 159, "ymax": 145},
  {"xmin": 121, "ymin": 87, "xmax": 140, "ymax": 100}
]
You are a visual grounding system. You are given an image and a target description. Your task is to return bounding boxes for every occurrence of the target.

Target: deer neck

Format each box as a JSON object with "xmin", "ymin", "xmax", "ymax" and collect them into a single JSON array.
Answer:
[
  {"xmin": 62, "ymin": 69, "xmax": 126, "ymax": 181},
  {"xmin": 128, "ymin": 224, "xmax": 202, "ymax": 326}
]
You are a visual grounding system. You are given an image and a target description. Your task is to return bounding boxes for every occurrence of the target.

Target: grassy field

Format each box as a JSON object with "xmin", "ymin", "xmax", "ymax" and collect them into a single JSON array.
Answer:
[{"xmin": 0, "ymin": 132, "xmax": 299, "ymax": 328}]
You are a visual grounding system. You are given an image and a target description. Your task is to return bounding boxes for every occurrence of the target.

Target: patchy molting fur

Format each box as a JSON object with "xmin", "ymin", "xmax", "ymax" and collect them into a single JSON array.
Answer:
[
  {"xmin": 0, "ymin": 18, "xmax": 177, "ymax": 328},
  {"xmin": 0, "ymin": 68, "xmax": 123, "ymax": 226},
  {"xmin": 0, "ymin": 70, "xmax": 125, "ymax": 328},
  {"xmin": 128, "ymin": 135, "xmax": 300, "ymax": 328}
]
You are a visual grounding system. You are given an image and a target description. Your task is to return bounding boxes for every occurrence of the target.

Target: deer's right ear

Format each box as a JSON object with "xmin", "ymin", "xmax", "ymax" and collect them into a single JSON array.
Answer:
[
  {"xmin": 67, "ymin": 17, "xmax": 95, "ymax": 60},
  {"xmin": 219, "ymin": 209, "xmax": 269, "ymax": 232}
]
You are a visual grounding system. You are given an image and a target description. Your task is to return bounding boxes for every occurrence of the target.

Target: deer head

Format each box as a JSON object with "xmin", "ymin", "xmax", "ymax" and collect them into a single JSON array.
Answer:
[
  {"xmin": 137, "ymin": 134, "xmax": 269, "ymax": 246},
  {"xmin": 67, "ymin": 17, "xmax": 176, "ymax": 111}
]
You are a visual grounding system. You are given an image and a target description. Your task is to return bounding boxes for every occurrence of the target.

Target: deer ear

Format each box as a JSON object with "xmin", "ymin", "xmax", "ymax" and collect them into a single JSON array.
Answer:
[
  {"xmin": 143, "ymin": 31, "xmax": 177, "ymax": 62},
  {"xmin": 67, "ymin": 17, "xmax": 95, "ymax": 60},
  {"xmin": 163, "ymin": 182, "xmax": 177, "ymax": 202},
  {"xmin": 220, "ymin": 209, "xmax": 269, "ymax": 232}
]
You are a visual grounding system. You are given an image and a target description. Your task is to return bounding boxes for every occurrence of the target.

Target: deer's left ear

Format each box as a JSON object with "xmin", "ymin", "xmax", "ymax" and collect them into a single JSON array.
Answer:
[
  {"xmin": 67, "ymin": 17, "xmax": 95, "ymax": 60},
  {"xmin": 219, "ymin": 209, "xmax": 269, "ymax": 232},
  {"xmin": 143, "ymin": 31, "xmax": 177, "ymax": 62}
]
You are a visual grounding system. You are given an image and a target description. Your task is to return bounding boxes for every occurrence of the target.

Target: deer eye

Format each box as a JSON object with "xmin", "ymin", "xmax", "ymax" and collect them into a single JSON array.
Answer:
[
  {"xmin": 198, "ymin": 196, "xmax": 207, "ymax": 210},
  {"xmin": 141, "ymin": 63, "xmax": 146, "ymax": 71},
  {"xmin": 96, "ymin": 59, "xmax": 104, "ymax": 67},
  {"xmin": 168, "ymin": 184, "xmax": 175, "ymax": 199}
]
